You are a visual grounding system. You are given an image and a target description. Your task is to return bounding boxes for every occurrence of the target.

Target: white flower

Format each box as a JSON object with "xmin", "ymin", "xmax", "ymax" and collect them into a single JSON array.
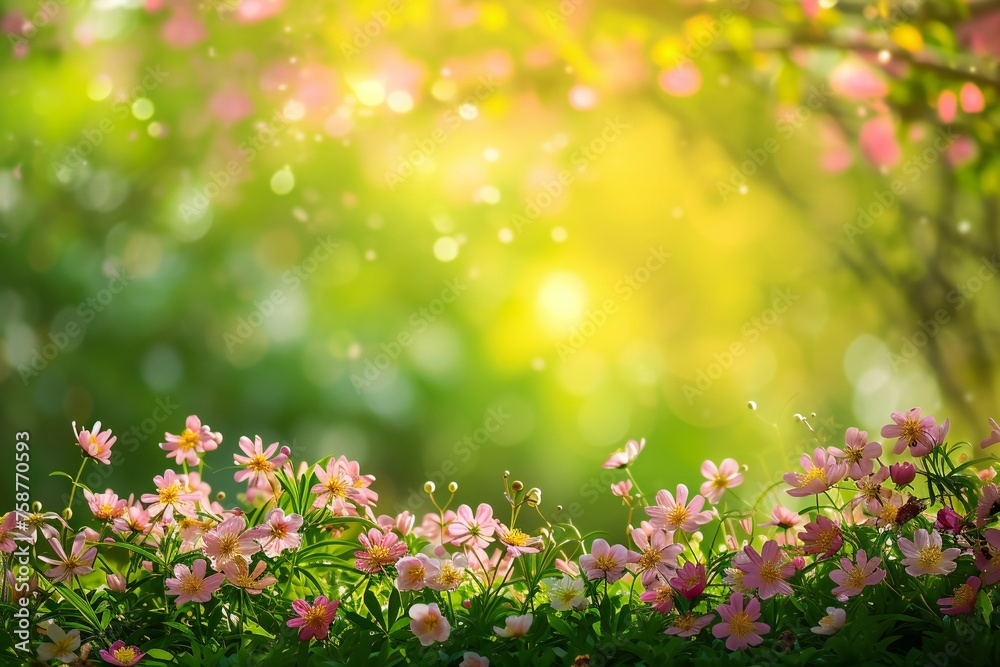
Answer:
[{"xmin": 544, "ymin": 575, "xmax": 587, "ymax": 611}]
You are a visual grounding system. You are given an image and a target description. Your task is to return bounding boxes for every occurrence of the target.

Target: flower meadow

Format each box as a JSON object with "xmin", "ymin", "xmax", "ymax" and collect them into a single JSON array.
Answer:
[{"xmin": 4, "ymin": 411, "xmax": 1000, "ymax": 666}]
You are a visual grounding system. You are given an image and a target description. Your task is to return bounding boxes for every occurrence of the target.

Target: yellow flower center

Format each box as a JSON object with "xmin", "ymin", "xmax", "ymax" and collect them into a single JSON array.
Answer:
[
  {"xmin": 504, "ymin": 528, "xmax": 530, "ymax": 547},
  {"xmin": 712, "ymin": 475, "xmax": 729, "ymax": 490},
  {"xmin": 638, "ymin": 547, "xmax": 661, "ymax": 571},
  {"xmin": 178, "ymin": 572, "xmax": 204, "ymax": 596},
  {"xmin": 819, "ymin": 613, "xmax": 836, "ymax": 629},
  {"xmin": 367, "ymin": 545, "xmax": 391, "ymax": 562},
  {"xmin": 802, "ymin": 466, "xmax": 827, "ymax": 485},
  {"xmin": 845, "ymin": 566, "xmax": 868, "ymax": 590},
  {"xmin": 158, "ymin": 483, "xmax": 181, "ymax": 506},
  {"xmin": 303, "ymin": 604, "xmax": 328, "ymax": 629},
  {"xmin": 178, "ymin": 429, "xmax": 200, "ymax": 451},
  {"xmin": 673, "ymin": 612, "xmax": 698, "ymax": 631},
  {"xmin": 815, "ymin": 527, "xmax": 839, "ymax": 553},
  {"xmin": 595, "ymin": 555, "xmax": 618, "ymax": 572},
  {"xmin": 113, "ymin": 646, "xmax": 137, "ymax": 663},
  {"xmin": 99, "ymin": 503, "xmax": 115, "ymax": 519},
  {"xmin": 666, "ymin": 505, "xmax": 690, "ymax": 527},
  {"xmin": 758, "ymin": 560, "xmax": 783, "ymax": 584},
  {"xmin": 424, "ymin": 614, "xmax": 439, "ymax": 631},
  {"xmin": 901, "ymin": 418, "xmax": 923, "ymax": 444},
  {"xmin": 63, "ymin": 555, "xmax": 83, "ymax": 570},
  {"xmin": 325, "ymin": 477, "xmax": 349, "ymax": 498},
  {"xmin": 234, "ymin": 571, "xmax": 256, "ymax": 588},
  {"xmin": 950, "ymin": 583, "xmax": 976, "ymax": 608},
  {"xmin": 880, "ymin": 503, "xmax": 898, "ymax": 525},
  {"xmin": 217, "ymin": 534, "xmax": 240, "ymax": 559},
  {"xmin": 726, "ymin": 567, "xmax": 750, "ymax": 593},
  {"xmin": 437, "ymin": 562, "xmax": 464, "ymax": 588},
  {"xmin": 653, "ymin": 586, "xmax": 673, "ymax": 605},
  {"xmin": 728, "ymin": 610, "xmax": 754, "ymax": 638},
  {"xmin": 53, "ymin": 636, "xmax": 77, "ymax": 653},
  {"xmin": 917, "ymin": 545, "xmax": 943, "ymax": 569},
  {"xmin": 407, "ymin": 565, "xmax": 426, "ymax": 585},
  {"xmin": 845, "ymin": 447, "xmax": 864, "ymax": 464},
  {"xmin": 247, "ymin": 453, "xmax": 272, "ymax": 473},
  {"xmin": 559, "ymin": 589, "xmax": 580, "ymax": 605}
]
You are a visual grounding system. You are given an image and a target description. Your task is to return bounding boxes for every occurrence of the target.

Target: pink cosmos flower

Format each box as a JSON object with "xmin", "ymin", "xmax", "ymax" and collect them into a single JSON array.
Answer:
[
  {"xmin": 287, "ymin": 596, "xmax": 339, "ymax": 640},
  {"xmin": 448, "ymin": 503, "xmax": 497, "ymax": 549},
  {"xmin": 161, "ymin": 415, "xmax": 221, "ymax": 466},
  {"xmin": 639, "ymin": 583, "xmax": 675, "ymax": 614},
  {"xmin": 113, "ymin": 503, "xmax": 155, "ymax": 538},
  {"xmin": 881, "ymin": 408, "xmax": 936, "ymax": 456},
  {"xmin": 827, "ymin": 428, "xmax": 881, "ymax": 480},
  {"xmin": 73, "ymin": 420, "xmax": 117, "ymax": 464},
  {"xmin": 829, "ymin": 549, "xmax": 886, "ymax": 597},
  {"xmin": 0, "ymin": 512, "xmax": 17, "ymax": 553},
  {"xmin": 494, "ymin": 613, "xmax": 533, "ymax": 637},
  {"xmin": 760, "ymin": 505, "xmax": 807, "ymax": 546},
  {"xmin": 84, "ymin": 489, "xmax": 127, "ymax": 521},
  {"xmin": 783, "ymin": 448, "xmax": 847, "ymax": 497},
  {"xmin": 460, "ymin": 653, "xmax": 490, "ymax": 667},
  {"xmin": 233, "ymin": 435, "xmax": 289, "ymax": 488},
  {"xmin": 811, "ymin": 607, "xmax": 846, "ymax": 635},
  {"xmin": 938, "ymin": 576, "xmax": 980, "ymax": 615},
  {"xmin": 354, "ymin": 527, "xmax": 407, "ymax": 574},
  {"xmin": 99, "ymin": 641, "xmax": 144, "ymax": 666},
  {"xmin": 737, "ymin": 540, "xmax": 794, "ymax": 599},
  {"xmin": 898, "ymin": 529, "xmax": 961, "ymax": 576},
  {"xmin": 165, "ymin": 559, "xmax": 225, "ymax": 605},
  {"xmin": 712, "ymin": 592, "xmax": 769, "ymax": 651},
  {"xmin": 602, "ymin": 438, "xmax": 645, "ymax": 469},
  {"xmin": 39, "ymin": 532, "xmax": 97, "ymax": 582},
  {"xmin": 981, "ymin": 419, "xmax": 1000, "ymax": 449},
  {"xmin": 396, "ymin": 554, "xmax": 440, "ymax": 591},
  {"xmin": 202, "ymin": 515, "xmax": 260, "ymax": 569},
  {"xmin": 611, "ymin": 480, "xmax": 633, "ymax": 498},
  {"xmin": 221, "ymin": 560, "xmax": 277, "ymax": 594},
  {"xmin": 141, "ymin": 470, "xmax": 201, "ymax": 521},
  {"xmin": 252, "ymin": 508, "xmax": 303, "ymax": 557},
  {"xmin": 669, "ymin": 562, "xmax": 707, "ymax": 600},
  {"xmin": 700, "ymin": 458, "xmax": 744, "ymax": 504},
  {"xmin": 37, "ymin": 622, "xmax": 81, "ymax": 663},
  {"xmin": 664, "ymin": 612, "xmax": 714, "ymax": 637},
  {"xmin": 852, "ymin": 466, "xmax": 892, "ymax": 514},
  {"xmin": 409, "ymin": 603, "xmax": 450, "ymax": 645},
  {"xmin": 975, "ymin": 529, "xmax": 1000, "ymax": 585},
  {"xmin": 632, "ymin": 528, "xmax": 683, "ymax": 586},
  {"xmin": 645, "ymin": 485, "xmax": 714, "ymax": 533},
  {"xmin": 976, "ymin": 483, "xmax": 1000, "ymax": 527},
  {"xmin": 495, "ymin": 524, "xmax": 544, "ymax": 557},
  {"xmin": 799, "ymin": 515, "xmax": 842, "ymax": 560},
  {"xmin": 580, "ymin": 539, "xmax": 638, "ymax": 583}
]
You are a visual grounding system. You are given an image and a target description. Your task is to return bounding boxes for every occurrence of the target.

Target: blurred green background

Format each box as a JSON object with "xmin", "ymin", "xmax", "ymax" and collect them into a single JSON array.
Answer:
[{"xmin": 1, "ymin": 0, "xmax": 998, "ymax": 530}]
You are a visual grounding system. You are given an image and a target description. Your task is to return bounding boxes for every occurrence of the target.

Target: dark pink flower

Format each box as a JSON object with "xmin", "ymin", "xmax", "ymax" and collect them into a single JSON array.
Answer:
[
  {"xmin": 889, "ymin": 462, "xmax": 916, "ymax": 486},
  {"xmin": 668, "ymin": 562, "xmax": 707, "ymax": 600},
  {"xmin": 354, "ymin": 528, "xmax": 407, "ymax": 574},
  {"xmin": 99, "ymin": 641, "xmax": 144, "ymax": 666},
  {"xmin": 799, "ymin": 515, "xmax": 842, "ymax": 559},
  {"xmin": 827, "ymin": 428, "xmax": 881, "ymax": 480},
  {"xmin": 287, "ymin": 596, "xmax": 339, "ymax": 641},
  {"xmin": 737, "ymin": 540, "xmax": 794, "ymax": 599},
  {"xmin": 935, "ymin": 507, "xmax": 966, "ymax": 535},
  {"xmin": 938, "ymin": 576, "xmax": 980, "ymax": 615},
  {"xmin": 711, "ymin": 593, "xmax": 769, "ymax": 651},
  {"xmin": 881, "ymin": 408, "xmax": 936, "ymax": 456}
]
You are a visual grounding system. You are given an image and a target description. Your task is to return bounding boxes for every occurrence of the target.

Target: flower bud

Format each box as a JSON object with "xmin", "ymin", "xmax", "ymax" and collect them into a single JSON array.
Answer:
[
  {"xmin": 216, "ymin": 491, "xmax": 226, "ymax": 501},
  {"xmin": 511, "ymin": 480, "xmax": 524, "ymax": 492},
  {"xmin": 61, "ymin": 508, "xmax": 73, "ymax": 521},
  {"xmin": 525, "ymin": 487, "xmax": 542, "ymax": 506},
  {"xmin": 447, "ymin": 482, "xmax": 458, "ymax": 493},
  {"xmin": 106, "ymin": 573, "xmax": 126, "ymax": 592},
  {"xmin": 462, "ymin": 599, "xmax": 472, "ymax": 609},
  {"xmin": 31, "ymin": 501, "xmax": 43, "ymax": 513},
  {"xmin": 889, "ymin": 462, "xmax": 916, "ymax": 486},
  {"xmin": 423, "ymin": 481, "xmax": 436, "ymax": 494}
]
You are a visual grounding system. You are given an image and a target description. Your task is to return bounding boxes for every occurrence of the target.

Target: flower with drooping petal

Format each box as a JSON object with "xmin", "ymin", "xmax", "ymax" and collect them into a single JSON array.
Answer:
[
  {"xmin": 723, "ymin": 551, "xmax": 753, "ymax": 594},
  {"xmin": 939, "ymin": 576, "xmax": 980, "ymax": 615},
  {"xmin": 737, "ymin": 540, "xmax": 793, "ymax": 599},
  {"xmin": 881, "ymin": 408, "xmax": 936, "ymax": 456},
  {"xmin": 287, "ymin": 596, "xmax": 339, "ymax": 641},
  {"xmin": 165, "ymin": 559, "xmax": 225, "ymax": 605},
  {"xmin": 639, "ymin": 582, "xmax": 674, "ymax": 614},
  {"xmin": 975, "ymin": 529, "xmax": 1000, "ymax": 585},
  {"xmin": 141, "ymin": 469, "xmax": 201, "ymax": 521},
  {"xmin": 202, "ymin": 515, "xmax": 260, "ymax": 569},
  {"xmin": 665, "ymin": 612, "xmax": 714, "ymax": 637},
  {"xmin": 233, "ymin": 435, "xmax": 289, "ymax": 487},
  {"xmin": 783, "ymin": 448, "xmax": 847, "ymax": 497},
  {"xmin": 354, "ymin": 527, "xmax": 407, "ymax": 574},
  {"xmin": 252, "ymin": 508, "xmax": 303, "ymax": 557},
  {"xmin": 0, "ymin": 512, "xmax": 18, "ymax": 553},
  {"xmin": 811, "ymin": 607, "xmax": 846, "ymax": 635},
  {"xmin": 611, "ymin": 480, "xmax": 633, "ymax": 498},
  {"xmin": 602, "ymin": 438, "xmax": 645, "ymax": 469},
  {"xmin": 645, "ymin": 485, "xmax": 714, "ymax": 533},
  {"xmin": 494, "ymin": 614, "xmax": 532, "ymax": 638},
  {"xmin": 496, "ymin": 523, "xmax": 543, "ymax": 557},
  {"xmin": 982, "ymin": 419, "xmax": 1000, "ymax": 449},
  {"xmin": 221, "ymin": 560, "xmax": 277, "ymax": 594},
  {"xmin": 37, "ymin": 621, "xmax": 80, "ymax": 663},
  {"xmin": 409, "ymin": 603, "xmax": 450, "ymax": 645},
  {"xmin": 976, "ymin": 483, "xmax": 1000, "ymax": 527},
  {"xmin": 712, "ymin": 592, "xmax": 769, "ymax": 651},
  {"xmin": 544, "ymin": 575, "xmax": 587, "ymax": 611},
  {"xmin": 700, "ymin": 458, "xmax": 744, "ymax": 504},
  {"xmin": 99, "ymin": 641, "xmax": 144, "ymax": 666},
  {"xmin": 448, "ymin": 503, "xmax": 497, "ymax": 550},
  {"xmin": 73, "ymin": 420, "xmax": 117, "ymax": 464},
  {"xmin": 460, "ymin": 653, "xmax": 489, "ymax": 667},
  {"xmin": 396, "ymin": 554, "xmax": 440, "ymax": 591},
  {"xmin": 38, "ymin": 532, "xmax": 97, "ymax": 582},
  {"xmin": 827, "ymin": 428, "xmax": 881, "ymax": 480},
  {"xmin": 898, "ymin": 529, "xmax": 961, "ymax": 576},
  {"xmin": 161, "ymin": 415, "xmax": 221, "ymax": 465},
  {"xmin": 760, "ymin": 505, "xmax": 807, "ymax": 546},
  {"xmin": 799, "ymin": 515, "xmax": 842, "ymax": 560},
  {"xmin": 580, "ymin": 539, "xmax": 638, "ymax": 583},
  {"xmin": 669, "ymin": 562, "xmax": 707, "ymax": 600},
  {"xmin": 631, "ymin": 527, "xmax": 683, "ymax": 586},
  {"xmin": 829, "ymin": 549, "xmax": 885, "ymax": 598}
]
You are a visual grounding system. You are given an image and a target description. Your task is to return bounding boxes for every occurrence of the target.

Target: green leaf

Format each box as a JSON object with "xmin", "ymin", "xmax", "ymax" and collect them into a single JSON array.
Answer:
[
  {"xmin": 52, "ymin": 584, "xmax": 101, "ymax": 629},
  {"xmin": 364, "ymin": 589, "xmax": 385, "ymax": 630},
  {"xmin": 145, "ymin": 648, "xmax": 174, "ymax": 660},
  {"xmin": 102, "ymin": 540, "xmax": 164, "ymax": 567}
]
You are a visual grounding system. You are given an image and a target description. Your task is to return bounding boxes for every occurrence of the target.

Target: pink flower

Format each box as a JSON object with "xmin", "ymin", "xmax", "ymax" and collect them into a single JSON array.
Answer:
[
  {"xmin": 760, "ymin": 505, "xmax": 807, "ymax": 546},
  {"xmin": 829, "ymin": 59, "xmax": 888, "ymax": 100},
  {"xmin": 827, "ymin": 428, "xmax": 881, "ymax": 480},
  {"xmin": 579, "ymin": 539, "xmax": 638, "ymax": 583},
  {"xmin": 602, "ymin": 438, "xmax": 645, "ymax": 469},
  {"xmin": 448, "ymin": 503, "xmax": 497, "ymax": 549},
  {"xmin": 409, "ymin": 603, "xmax": 450, "ymax": 645},
  {"xmin": 0, "ymin": 512, "xmax": 18, "ymax": 553},
  {"xmin": 460, "ymin": 653, "xmax": 489, "ymax": 667},
  {"xmin": 495, "ymin": 524, "xmax": 544, "ymax": 558},
  {"xmin": 631, "ymin": 528, "xmax": 683, "ymax": 586},
  {"xmin": 494, "ymin": 613, "xmax": 532, "ymax": 637},
  {"xmin": 639, "ymin": 583, "xmax": 675, "ymax": 614},
  {"xmin": 829, "ymin": 549, "xmax": 885, "ymax": 597},
  {"xmin": 202, "ymin": 515, "xmax": 260, "ymax": 569},
  {"xmin": 859, "ymin": 116, "xmax": 901, "ymax": 168},
  {"xmin": 165, "ymin": 559, "xmax": 225, "ymax": 605},
  {"xmin": 960, "ymin": 82, "xmax": 985, "ymax": 113},
  {"xmin": 664, "ymin": 612, "xmax": 714, "ymax": 637},
  {"xmin": 161, "ymin": 415, "xmax": 221, "ymax": 466},
  {"xmin": 287, "ymin": 596, "xmax": 339, "ymax": 641},
  {"xmin": 310, "ymin": 456, "xmax": 378, "ymax": 515},
  {"xmin": 799, "ymin": 515, "xmax": 842, "ymax": 560},
  {"xmin": 976, "ymin": 483, "xmax": 1000, "ymax": 527},
  {"xmin": 783, "ymin": 448, "xmax": 847, "ymax": 497},
  {"xmin": 233, "ymin": 436, "xmax": 289, "ymax": 487},
  {"xmin": 935, "ymin": 507, "xmax": 967, "ymax": 534},
  {"xmin": 354, "ymin": 527, "xmax": 407, "ymax": 574},
  {"xmin": 106, "ymin": 572, "xmax": 127, "ymax": 592},
  {"xmin": 700, "ymin": 458, "xmax": 744, "ymax": 503},
  {"xmin": 99, "ymin": 641, "xmax": 144, "ymax": 666},
  {"xmin": 938, "ymin": 576, "xmax": 980, "ymax": 615},
  {"xmin": 881, "ymin": 408, "xmax": 936, "ymax": 456},
  {"xmin": 975, "ymin": 529, "xmax": 1000, "ymax": 585},
  {"xmin": 84, "ymin": 489, "xmax": 127, "ymax": 521},
  {"xmin": 889, "ymin": 462, "xmax": 916, "ymax": 486},
  {"xmin": 645, "ymin": 485, "xmax": 713, "ymax": 533},
  {"xmin": 73, "ymin": 420, "xmax": 117, "ymax": 465},
  {"xmin": 898, "ymin": 529, "xmax": 961, "ymax": 576},
  {"xmin": 737, "ymin": 540, "xmax": 794, "ymax": 599},
  {"xmin": 811, "ymin": 607, "xmax": 846, "ymax": 635},
  {"xmin": 852, "ymin": 466, "xmax": 891, "ymax": 514},
  {"xmin": 426, "ymin": 551, "xmax": 468, "ymax": 591},
  {"xmin": 396, "ymin": 554, "xmax": 440, "ymax": 591},
  {"xmin": 711, "ymin": 592, "xmax": 769, "ymax": 651},
  {"xmin": 938, "ymin": 90, "xmax": 958, "ymax": 123},
  {"xmin": 221, "ymin": 560, "xmax": 277, "ymax": 594},
  {"xmin": 395, "ymin": 511, "xmax": 415, "ymax": 535},
  {"xmin": 141, "ymin": 470, "xmax": 201, "ymax": 521},
  {"xmin": 555, "ymin": 557, "xmax": 580, "ymax": 577},
  {"xmin": 38, "ymin": 532, "xmax": 97, "ymax": 582},
  {"xmin": 981, "ymin": 419, "xmax": 1000, "ymax": 449},
  {"xmin": 611, "ymin": 480, "xmax": 633, "ymax": 498},
  {"xmin": 252, "ymin": 508, "xmax": 303, "ymax": 557},
  {"xmin": 668, "ymin": 562, "xmax": 707, "ymax": 600}
]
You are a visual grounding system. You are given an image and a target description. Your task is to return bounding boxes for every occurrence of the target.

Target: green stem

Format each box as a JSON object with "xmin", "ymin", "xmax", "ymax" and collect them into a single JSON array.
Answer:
[{"xmin": 66, "ymin": 458, "xmax": 89, "ymax": 512}]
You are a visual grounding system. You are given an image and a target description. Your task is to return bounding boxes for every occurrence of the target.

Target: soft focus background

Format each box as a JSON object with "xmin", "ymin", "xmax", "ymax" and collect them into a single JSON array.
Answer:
[{"xmin": 1, "ymin": 0, "xmax": 998, "ymax": 529}]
